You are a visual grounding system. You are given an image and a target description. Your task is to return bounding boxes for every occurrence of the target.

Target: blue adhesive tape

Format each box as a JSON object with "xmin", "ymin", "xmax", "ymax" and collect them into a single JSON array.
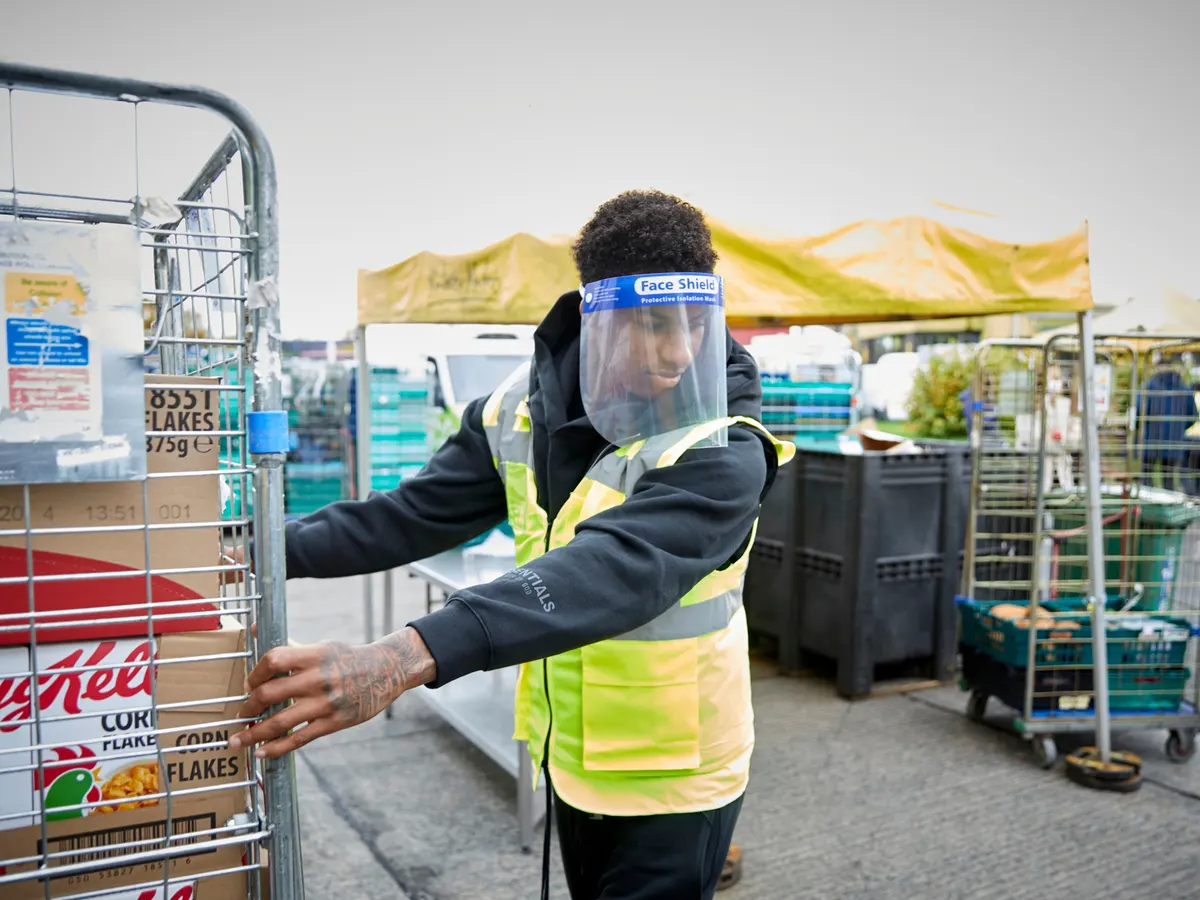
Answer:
[{"xmin": 248, "ymin": 410, "xmax": 290, "ymax": 454}]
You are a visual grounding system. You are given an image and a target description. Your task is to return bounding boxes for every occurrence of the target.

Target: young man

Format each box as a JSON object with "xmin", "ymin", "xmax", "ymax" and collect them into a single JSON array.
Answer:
[{"xmin": 230, "ymin": 190, "xmax": 792, "ymax": 899}]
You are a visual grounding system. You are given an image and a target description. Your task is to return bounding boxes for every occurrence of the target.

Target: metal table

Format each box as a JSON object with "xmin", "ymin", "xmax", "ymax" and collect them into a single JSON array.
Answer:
[{"xmin": 372, "ymin": 550, "xmax": 546, "ymax": 852}]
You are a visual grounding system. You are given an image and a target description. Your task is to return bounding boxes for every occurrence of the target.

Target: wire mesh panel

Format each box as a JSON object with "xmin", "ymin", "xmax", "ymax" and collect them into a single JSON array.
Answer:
[
  {"xmin": 0, "ymin": 64, "xmax": 302, "ymax": 900},
  {"xmin": 961, "ymin": 342, "xmax": 1045, "ymax": 604}
]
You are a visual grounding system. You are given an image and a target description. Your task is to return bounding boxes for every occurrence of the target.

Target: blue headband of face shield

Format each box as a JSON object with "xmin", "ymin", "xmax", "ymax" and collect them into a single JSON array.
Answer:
[{"xmin": 579, "ymin": 273, "xmax": 724, "ymax": 312}]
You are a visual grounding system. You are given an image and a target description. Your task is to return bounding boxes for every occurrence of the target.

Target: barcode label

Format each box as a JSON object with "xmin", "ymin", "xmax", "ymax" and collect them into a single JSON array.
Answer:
[{"xmin": 40, "ymin": 812, "xmax": 218, "ymax": 867}]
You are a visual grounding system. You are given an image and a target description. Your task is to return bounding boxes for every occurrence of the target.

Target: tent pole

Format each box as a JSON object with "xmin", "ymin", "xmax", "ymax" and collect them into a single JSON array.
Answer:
[
  {"xmin": 356, "ymin": 324, "xmax": 375, "ymax": 644},
  {"xmin": 1077, "ymin": 310, "xmax": 1112, "ymax": 763}
]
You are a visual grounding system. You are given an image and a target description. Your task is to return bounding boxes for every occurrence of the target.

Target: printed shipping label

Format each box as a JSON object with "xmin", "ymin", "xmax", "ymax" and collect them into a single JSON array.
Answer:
[
  {"xmin": 9, "ymin": 366, "xmax": 91, "ymax": 412},
  {"xmin": 1, "ymin": 266, "xmax": 102, "ymax": 441},
  {"xmin": 0, "ymin": 221, "xmax": 145, "ymax": 489},
  {"xmin": 6, "ymin": 317, "xmax": 90, "ymax": 367}
]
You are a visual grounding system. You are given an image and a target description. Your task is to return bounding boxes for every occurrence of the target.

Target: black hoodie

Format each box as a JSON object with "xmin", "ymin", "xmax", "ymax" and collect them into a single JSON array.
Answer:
[{"xmin": 284, "ymin": 292, "xmax": 778, "ymax": 687}]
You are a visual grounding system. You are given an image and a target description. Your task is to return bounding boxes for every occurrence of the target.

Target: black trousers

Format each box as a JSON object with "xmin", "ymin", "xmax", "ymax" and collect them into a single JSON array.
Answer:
[{"xmin": 553, "ymin": 793, "xmax": 743, "ymax": 899}]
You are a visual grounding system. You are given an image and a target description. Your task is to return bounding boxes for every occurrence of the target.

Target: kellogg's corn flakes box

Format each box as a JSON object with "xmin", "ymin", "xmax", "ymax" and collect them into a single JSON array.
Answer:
[{"xmin": 0, "ymin": 619, "xmax": 250, "ymax": 899}]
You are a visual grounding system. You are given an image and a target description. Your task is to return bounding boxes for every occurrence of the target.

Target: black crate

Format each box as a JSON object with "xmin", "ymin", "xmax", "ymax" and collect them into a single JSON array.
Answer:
[
  {"xmin": 744, "ymin": 460, "xmax": 797, "ymax": 654},
  {"xmin": 744, "ymin": 446, "xmax": 965, "ymax": 697},
  {"xmin": 960, "ymin": 645, "xmax": 1095, "ymax": 713}
]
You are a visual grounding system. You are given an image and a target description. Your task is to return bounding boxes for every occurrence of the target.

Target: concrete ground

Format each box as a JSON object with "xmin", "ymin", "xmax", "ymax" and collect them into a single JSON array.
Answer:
[{"xmin": 286, "ymin": 573, "xmax": 1200, "ymax": 900}]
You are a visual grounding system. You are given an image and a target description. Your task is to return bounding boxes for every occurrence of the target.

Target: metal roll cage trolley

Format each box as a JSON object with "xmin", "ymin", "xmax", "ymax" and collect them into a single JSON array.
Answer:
[
  {"xmin": 0, "ymin": 63, "xmax": 304, "ymax": 898},
  {"xmin": 959, "ymin": 314, "xmax": 1200, "ymax": 790}
]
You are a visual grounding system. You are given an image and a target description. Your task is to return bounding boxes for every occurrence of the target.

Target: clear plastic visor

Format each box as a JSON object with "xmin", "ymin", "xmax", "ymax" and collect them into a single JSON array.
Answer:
[{"xmin": 580, "ymin": 273, "xmax": 728, "ymax": 448}]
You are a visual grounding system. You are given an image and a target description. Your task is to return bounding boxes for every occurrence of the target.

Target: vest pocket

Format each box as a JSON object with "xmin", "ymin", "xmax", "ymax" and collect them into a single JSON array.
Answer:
[{"xmin": 580, "ymin": 638, "xmax": 700, "ymax": 772}]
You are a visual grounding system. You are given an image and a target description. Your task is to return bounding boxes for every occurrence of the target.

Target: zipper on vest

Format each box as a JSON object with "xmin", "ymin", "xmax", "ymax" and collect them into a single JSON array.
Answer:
[{"xmin": 537, "ymin": 439, "xmax": 613, "ymax": 899}]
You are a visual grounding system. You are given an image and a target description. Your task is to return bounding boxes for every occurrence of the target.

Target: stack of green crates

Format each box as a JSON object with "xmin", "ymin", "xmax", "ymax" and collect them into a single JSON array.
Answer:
[
  {"xmin": 285, "ymin": 461, "xmax": 347, "ymax": 516},
  {"xmin": 202, "ymin": 361, "xmax": 248, "ymax": 522},
  {"xmin": 761, "ymin": 377, "xmax": 855, "ymax": 440},
  {"xmin": 369, "ymin": 367, "xmax": 431, "ymax": 492}
]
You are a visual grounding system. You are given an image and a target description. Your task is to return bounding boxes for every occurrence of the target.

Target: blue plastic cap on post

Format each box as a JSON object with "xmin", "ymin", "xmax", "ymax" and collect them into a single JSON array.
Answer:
[{"xmin": 248, "ymin": 410, "xmax": 290, "ymax": 455}]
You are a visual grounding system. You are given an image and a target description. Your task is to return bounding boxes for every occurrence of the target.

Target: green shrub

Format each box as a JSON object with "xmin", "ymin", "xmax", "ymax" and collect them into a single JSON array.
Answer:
[{"xmin": 906, "ymin": 353, "xmax": 975, "ymax": 438}]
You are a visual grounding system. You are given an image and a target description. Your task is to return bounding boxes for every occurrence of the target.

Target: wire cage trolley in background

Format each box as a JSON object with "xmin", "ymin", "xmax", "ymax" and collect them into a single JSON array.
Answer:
[
  {"xmin": 0, "ymin": 63, "xmax": 303, "ymax": 899},
  {"xmin": 959, "ymin": 327, "xmax": 1200, "ymax": 769}
]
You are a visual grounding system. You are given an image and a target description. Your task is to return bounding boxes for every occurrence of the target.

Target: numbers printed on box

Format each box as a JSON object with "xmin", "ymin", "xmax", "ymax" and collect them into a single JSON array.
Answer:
[
  {"xmin": 148, "ymin": 388, "xmax": 210, "ymax": 412},
  {"xmin": 144, "ymin": 389, "xmax": 218, "ymax": 458},
  {"xmin": 144, "ymin": 434, "xmax": 216, "ymax": 459},
  {"xmin": 86, "ymin": 505, "xmax": 137, "ymax": 523},
  {"xmin": 0, "ymin": 505, "xmax": 55, "ymax": 523},
  {"xmin": 158, "ymin": 504, "xmax": 191, "ymax": 522}
]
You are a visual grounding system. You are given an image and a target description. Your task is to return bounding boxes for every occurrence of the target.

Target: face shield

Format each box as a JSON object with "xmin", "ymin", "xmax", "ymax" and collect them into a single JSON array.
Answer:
[{"xmin": 580, "ymin": 272, "xmax": 728, "ymax": 448}]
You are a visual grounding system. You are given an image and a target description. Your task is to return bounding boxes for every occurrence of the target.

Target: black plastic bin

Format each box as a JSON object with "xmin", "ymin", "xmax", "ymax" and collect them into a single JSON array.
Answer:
[{"xmin": 744, "ymin": 444, "xmax": 966, "ymax": 698}]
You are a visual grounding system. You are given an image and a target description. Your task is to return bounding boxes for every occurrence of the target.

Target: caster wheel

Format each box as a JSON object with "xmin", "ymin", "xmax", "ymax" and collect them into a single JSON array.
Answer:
[
  {"xmin": 1032, "ymin": 736, "xmax": 1058, "ymax": 770},
  {"xmin": 1166, "ymin": 730, "xmax": 1196, "ymax": 764},
  {"xmin": 966, "ymin": 690, "xmax": 989, "ymax": 723}
]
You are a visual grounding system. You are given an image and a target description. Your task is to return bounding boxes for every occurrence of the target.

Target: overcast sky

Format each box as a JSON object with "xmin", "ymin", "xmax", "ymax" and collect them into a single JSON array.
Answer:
[{"xmin": 3, "ymin": 0, "xmax": 1197, "ymax": 338}]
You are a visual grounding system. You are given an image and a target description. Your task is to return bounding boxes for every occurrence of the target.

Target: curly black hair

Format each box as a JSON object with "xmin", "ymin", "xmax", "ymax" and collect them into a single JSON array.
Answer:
[{"xmin": 573, "ymin": 190, "xmax": 718, "ymax": 286}]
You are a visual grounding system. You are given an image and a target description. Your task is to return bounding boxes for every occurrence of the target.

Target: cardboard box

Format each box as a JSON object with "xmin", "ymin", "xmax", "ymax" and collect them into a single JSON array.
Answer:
[
  {"xmin": 3, "ymin": 793, "xmax": 247, "ymax": 900},
  {"xmin": 0, "ymin": 620, "xmax": 254, "ymax": 899},
  {"xmin": 0, "ymin": 376, "xmax": 225, "ymax": 645},
  {"xmin": 28, "ymin": 859, "xmax": 271, "ymax": 900},
  {"xmin": 0, "ymin": 619, "xmax": 248, "ymax": 830}
]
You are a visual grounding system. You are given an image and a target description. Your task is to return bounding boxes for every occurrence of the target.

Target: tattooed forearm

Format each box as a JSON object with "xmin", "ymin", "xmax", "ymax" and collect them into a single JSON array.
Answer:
[
  {"xmin": 232, "ymin": 627, "xmax": 439, "ymax": 759},
  {"xmin": 319, "ymin": 627, "xmax": 437, "ymax": 726},
  {"xmin": 378, "ymin": 627, "xmax": 438, "ymax": 690}
]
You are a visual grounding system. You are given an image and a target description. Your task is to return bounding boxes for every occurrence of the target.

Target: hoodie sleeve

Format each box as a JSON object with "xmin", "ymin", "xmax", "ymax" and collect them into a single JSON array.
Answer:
[
  {"xmin": 284, "ymin": 397, "xmax": 507, "ymax": 579},
  {"xmin": 408, "ymin": 423, "xmax": 777, "ymax": 686}
]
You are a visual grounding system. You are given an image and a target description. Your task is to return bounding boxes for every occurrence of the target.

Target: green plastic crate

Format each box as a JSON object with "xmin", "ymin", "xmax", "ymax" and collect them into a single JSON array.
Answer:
[
  {"xmin": 761, "ymin": 379, "xmax": 854, "ymax": 439},
  {"xmin": 957, "ymin": 597, "xmax": 1192, "ymax": 668},
  {"xmin": 958, "ymin": 597, "xmax": 1194, "ymax": 712},
  {"xmin": 1109, "ymin": 666, "xmax": 1191, "ymax": 711}
]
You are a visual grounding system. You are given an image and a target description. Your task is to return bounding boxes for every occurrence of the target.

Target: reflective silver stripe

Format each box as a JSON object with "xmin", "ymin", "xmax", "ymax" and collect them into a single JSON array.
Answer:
[
  {"xmin": 581, "ymin": 426, "xmax": 705, "ymax": 493},
  {"xmin": 624, "ymin": 426, "xmax": 697, "ymax": 485},
  {"xmin": 613, "ymin": 588, "xmax": 744, "ymax": 642},
  {"xmin": 584, "ymin": 451, "xmax": 628, "ymax": 492},
  {"xmin": 498, "ymin": 421, "xmax": 533, "ymax": 473},
  {"xmin": 484, "ymin": 361, "xmax": 534, "ymax": 481}
]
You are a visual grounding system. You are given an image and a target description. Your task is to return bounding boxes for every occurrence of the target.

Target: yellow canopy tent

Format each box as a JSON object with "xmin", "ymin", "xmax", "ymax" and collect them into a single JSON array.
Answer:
[{"xmin": 357, "ymin": 216, "xmax": 1093, "ymax": 327}]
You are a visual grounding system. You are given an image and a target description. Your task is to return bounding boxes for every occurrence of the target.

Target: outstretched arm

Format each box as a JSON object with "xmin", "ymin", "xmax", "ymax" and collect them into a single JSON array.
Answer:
[
  {"xmin": 231, "ymin": 426, "xmax": 777, "ymax": 758},
  {"xmin": 284, "ymin": 397, "xmax": 507, "ymax": 578}
]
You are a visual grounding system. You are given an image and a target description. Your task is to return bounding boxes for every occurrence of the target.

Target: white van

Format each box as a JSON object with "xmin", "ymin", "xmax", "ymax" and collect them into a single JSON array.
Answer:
[
  {"xmin": 365, "ymin": 323, "xmax": 535, "ymax": 447},
  {"xmin": 861, "ymin": 352, "xmax": 921, "ymax": 421}
]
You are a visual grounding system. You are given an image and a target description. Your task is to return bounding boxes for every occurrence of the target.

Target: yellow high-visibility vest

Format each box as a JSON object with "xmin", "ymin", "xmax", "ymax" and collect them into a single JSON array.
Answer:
[{"xmin": 482, "ymin": 362, "xmax": 795, "ymax": 816}]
